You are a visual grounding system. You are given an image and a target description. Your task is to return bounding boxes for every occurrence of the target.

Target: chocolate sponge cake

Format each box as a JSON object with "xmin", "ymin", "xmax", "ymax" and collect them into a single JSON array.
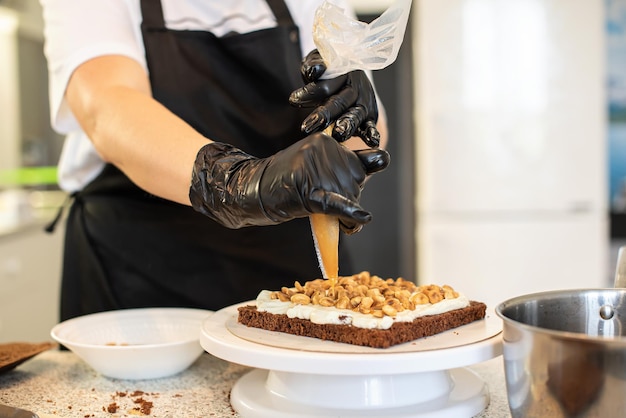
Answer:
[
  {"xmin": 238, "ymin": 301, "xmax": 486, "ymax": 349},
  {"xmin": 237, "ymin": 271, "xmax": 487, "ymax": 349}
]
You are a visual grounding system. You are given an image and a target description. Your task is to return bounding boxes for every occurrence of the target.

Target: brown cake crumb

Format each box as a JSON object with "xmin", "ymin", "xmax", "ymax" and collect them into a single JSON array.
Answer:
[
  {"xmin": 133, "ymin": 398, "xmax": 154, "ymax": 415},
  {"xmin": 105, "ymin": 390, "xmax": 159, "ymax": 415}
]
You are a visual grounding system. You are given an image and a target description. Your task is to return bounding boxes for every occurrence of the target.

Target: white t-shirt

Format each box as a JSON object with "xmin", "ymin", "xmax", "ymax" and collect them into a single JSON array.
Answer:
[{"xmin": 39, "ymin": 0, "xmax": 355, "ymax": 192}]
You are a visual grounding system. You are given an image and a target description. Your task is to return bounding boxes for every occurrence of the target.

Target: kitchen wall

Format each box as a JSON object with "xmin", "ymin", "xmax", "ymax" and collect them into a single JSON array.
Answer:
[
  {"xmin": 0, "ymin": 0, "xmax": 63, "ymax": 171},
  {"xmin": 0, "ymin": 0, "xmax": 64, "ymax": 343},
  {"xmin": 0, "ymin": 219, "xmax": 63, "ymax": 343},
  {"xmin": 413, "ymin": 0, "xmax": 610, "ymax": 306},
  {"xmin": 0, "ymin": 6, "xmax": 20, "ymax": 170}
]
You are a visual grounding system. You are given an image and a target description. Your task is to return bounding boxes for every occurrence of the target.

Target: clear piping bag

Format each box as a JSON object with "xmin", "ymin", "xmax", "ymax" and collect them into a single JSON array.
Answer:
[
  {"xmin": 313, "ymin": 0, "xmax": 413, "ymax": 79},
  {"xmin": 309, "ymin": 0, "xmax": 412, "ymax": 282}
]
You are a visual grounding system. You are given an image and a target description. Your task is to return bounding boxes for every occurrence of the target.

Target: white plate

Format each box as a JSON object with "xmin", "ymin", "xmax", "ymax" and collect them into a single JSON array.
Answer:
[{"xmin": 201, "ymin": 302, "xmax": 502, "ymax": 374}]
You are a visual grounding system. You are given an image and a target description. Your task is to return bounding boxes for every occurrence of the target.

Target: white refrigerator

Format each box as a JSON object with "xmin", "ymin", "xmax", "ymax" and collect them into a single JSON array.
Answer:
[{"xmin": 414, "ymin": 0, "xmax": 609, "ymax": 307}]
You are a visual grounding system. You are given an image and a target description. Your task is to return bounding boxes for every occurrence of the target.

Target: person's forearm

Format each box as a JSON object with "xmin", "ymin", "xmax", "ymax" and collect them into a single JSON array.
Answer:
[
  {"xmin": 66, "ymin": 55, "xmax": 209, "ymax": 205},
  {"xmin": 87, "ymin": 86, "xmax": 208, "ymax": 205}
]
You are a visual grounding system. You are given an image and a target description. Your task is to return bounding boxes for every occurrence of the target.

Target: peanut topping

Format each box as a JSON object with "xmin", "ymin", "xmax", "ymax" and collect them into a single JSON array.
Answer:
[
  {"xmin": 290, "ymin": 293, "xmax": 311, "ymax": 305},
  {"xmin": 270, "ymin": 271, "xmax": 460, "ymax": 318}
]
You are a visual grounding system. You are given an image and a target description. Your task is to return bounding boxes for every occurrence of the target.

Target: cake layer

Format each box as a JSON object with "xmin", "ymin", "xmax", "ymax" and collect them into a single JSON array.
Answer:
[{"xmin": 238, "ymin": 301, "xmax": 487, "ymax": 349}]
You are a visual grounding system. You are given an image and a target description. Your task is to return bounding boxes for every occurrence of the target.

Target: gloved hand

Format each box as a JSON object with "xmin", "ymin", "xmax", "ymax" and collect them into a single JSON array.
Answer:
[
  {"xmin": 289, "ymin": 49, "xmax": 380, "ymax": 148},
  {"xmin": 189, "ymin": 132, "xmax": 390, "ymax": 233}
]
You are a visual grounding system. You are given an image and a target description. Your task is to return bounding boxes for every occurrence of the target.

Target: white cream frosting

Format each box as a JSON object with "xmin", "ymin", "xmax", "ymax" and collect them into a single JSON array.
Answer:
[{"xmin": 255, "ymin": 290, "xmax": 470, "ymax": 330}]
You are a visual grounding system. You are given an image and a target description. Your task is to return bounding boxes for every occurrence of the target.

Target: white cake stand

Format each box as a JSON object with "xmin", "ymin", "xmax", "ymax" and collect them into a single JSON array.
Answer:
[{"xmin": 201, "ymin": 302, "xmax": 503, "ymax": 418}]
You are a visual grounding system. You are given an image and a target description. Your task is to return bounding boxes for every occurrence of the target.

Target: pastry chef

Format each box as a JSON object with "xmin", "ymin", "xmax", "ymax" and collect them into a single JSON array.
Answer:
[{"xmin": 38, "ymin": 0, "xmax": 390, "ymax": 320}]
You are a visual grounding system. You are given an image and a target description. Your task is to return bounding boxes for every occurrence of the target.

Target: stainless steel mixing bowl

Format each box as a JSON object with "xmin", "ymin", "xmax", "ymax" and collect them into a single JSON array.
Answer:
[{"xmin": 496, "ymin": 288, "xmax": 626, "ymax": 418}]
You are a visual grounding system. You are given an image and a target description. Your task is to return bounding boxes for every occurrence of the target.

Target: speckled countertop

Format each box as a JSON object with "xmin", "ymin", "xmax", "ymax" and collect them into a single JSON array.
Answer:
[{"xmin": 0, "ymin": 350, "xmax": 512, "ymax": 418}]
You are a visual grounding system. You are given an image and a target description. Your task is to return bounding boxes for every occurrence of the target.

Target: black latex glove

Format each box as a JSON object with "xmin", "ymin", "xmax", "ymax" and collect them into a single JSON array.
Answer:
[
  {"xmin": 189, "ymin": 133, "xmax": 390, "ymax": 234},
  {"xmin": 289, "ymin": 49, "xmax": 380, "ymax": 148}
]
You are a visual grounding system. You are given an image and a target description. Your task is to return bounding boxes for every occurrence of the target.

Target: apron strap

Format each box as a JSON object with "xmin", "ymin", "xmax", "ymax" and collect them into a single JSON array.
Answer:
[
  {"xmin": 266, "ymin": 0, "xmax": 297, "ymax": 27},
  {"xmin": 44, "ymin": 192, "xmax": 76, "ymax": 233},
  {"xmin": 140, "ymin": 0, "xmax": 166, "ymax": 29}
]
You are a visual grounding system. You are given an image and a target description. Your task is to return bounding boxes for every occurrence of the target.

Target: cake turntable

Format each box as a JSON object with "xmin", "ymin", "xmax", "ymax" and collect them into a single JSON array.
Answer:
[{"xmin": 200, "ymin": 302, "xmax": 503, "ymax": 418}]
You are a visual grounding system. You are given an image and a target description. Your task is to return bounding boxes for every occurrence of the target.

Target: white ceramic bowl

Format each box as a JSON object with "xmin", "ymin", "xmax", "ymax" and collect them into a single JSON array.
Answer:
[{"xmin": 51, "ymin": 307, "xmax": 212, "ymax": 380}]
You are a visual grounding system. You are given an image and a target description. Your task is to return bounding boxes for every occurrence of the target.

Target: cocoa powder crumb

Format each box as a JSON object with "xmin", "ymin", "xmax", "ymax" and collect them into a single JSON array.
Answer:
[
  {"xmin": 103, "ymin": 389, "xmax": 160, "ymax": 415},
  {"xmin": 132, "ymin": 398, "xmax": 154, "ymax": 415}
]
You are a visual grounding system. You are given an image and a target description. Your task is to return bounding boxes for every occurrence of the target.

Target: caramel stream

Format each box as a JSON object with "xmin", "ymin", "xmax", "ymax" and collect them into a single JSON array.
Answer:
[
  {"xmin": 310, "ymin": 213, "xmax": 339, "ymax": 285},
  {"xmin": 309, "ymin": 126, "xmax": 340, "ymax": 286}
]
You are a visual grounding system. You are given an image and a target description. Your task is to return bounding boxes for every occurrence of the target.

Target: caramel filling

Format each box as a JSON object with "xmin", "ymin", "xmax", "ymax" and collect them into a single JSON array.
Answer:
[
  {"xmin": 310, "ymin": 213, "xmax": 339, "ymax": 286},
  {"xmin": 309, "ymin": 124, "xmax": 340, "ymax": 286}
]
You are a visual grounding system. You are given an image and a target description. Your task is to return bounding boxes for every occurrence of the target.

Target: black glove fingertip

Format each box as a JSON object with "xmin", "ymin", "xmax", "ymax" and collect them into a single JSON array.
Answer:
[
  {"xmin": 333, "ymin": 119, "xmax": 353, "ymax": 143},
  {"xmin": 353, "ymin": 209, "xmax": 372, "ymax": 223},
  {"xmin": 288, "ymin": 89, "xmax": 305, "ymax": 106},
  {"xmin": 359, "ymin": 123, "xmax": 381, "ymax": 148},
  {"xmin": 304, "ymin": 65, "xmax": 325, "ymax": 81},
  {"xmin": 338, "ymin": 209, "xmax": 371, "ymax": 235},
  {"xmin": 290, "ymin": 81, "xmax": 342, "ymax": 107},
  {"xmin": 302, "ymin": 112, "xmax": 327, "ymax": 134},
  {"xmin": 339, "ymin": 219, "xmax": 363, "ymax": 235},
  {"xmin": 355, "ymin": 149, "xmax": 391, "ymax": 175},
  {"xmin": 363, "ymin": 135, "xmax": 380, "ymax": 149},
  {"xmin": 302, "ymin": 49, "xmax": 326, "ymax": 82}
]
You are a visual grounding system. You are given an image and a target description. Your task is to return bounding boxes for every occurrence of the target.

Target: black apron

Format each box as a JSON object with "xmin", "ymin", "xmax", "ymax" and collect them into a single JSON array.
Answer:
[{"xmin": 59, "ymin": 0, "xmax": 353, "ymax": 321}]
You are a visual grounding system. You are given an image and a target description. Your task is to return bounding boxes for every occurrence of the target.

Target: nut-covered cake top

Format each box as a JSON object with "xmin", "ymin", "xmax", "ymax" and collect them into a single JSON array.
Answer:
[
  {"xmin": 258, "ymin": 271, "xmax": 468, "ymax": 329},
  {"xmin": 270, "ymin": 271, "xmax": 460, "ymax": 318}
]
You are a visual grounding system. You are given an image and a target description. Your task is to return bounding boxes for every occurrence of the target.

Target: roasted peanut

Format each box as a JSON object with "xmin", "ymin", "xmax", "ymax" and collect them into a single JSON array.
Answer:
[
  {"xmin": 359, "ymin": 296, "xmax": 374, "ymax": 310},
  {"xmin": 367, "ymin": 288, "xmax": 385, "ymax": 304},
  {"xmin": 382, "ymin": 304, "xmax": 398, "ymax": 317},
  {"xmin": 426, "ymin": 290, "xmax": 443, "ymax": 304},
  {"xmin": 290, "ymin": 293, "xmax": 311, "ymax": 305},
  {"xmin": 336, "ymin": 296, "xmax": 350, "ymax": 310},
  {"xmin": 359, "ymin": 306, "xmax": 372, "ymax": 314},
  {"xmin": 276, "ymin": 292, "xmax": 290, "ymax": 302},
  {"xmin": 411, "ymin": 293, "xmax": 430, "ymax": 305}
]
